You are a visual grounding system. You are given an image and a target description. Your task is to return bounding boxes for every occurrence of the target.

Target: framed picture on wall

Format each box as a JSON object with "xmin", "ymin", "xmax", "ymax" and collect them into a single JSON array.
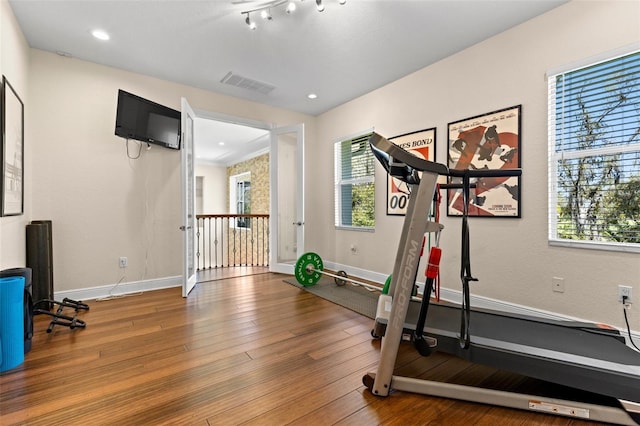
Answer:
[
  {"xmin": 387, "ymin": 128, "xmax": 436, "ymax": 215},
  {"xmin": 447, "ymin": 105, "xmax": 521, "ymax": 218},
  {"xmin": 1, "ymin": 76, "xmax": 25, "ymax": 217}
]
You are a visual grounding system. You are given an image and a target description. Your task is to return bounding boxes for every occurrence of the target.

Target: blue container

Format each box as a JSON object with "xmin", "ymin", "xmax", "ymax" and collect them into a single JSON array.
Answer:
[
  {"xmin": 0, "ymin": 267, "xmax": 33, "ymax": 354},
  {"xmin": 0, "ymin": 276, "xmax": 25, "ymax": 372}
]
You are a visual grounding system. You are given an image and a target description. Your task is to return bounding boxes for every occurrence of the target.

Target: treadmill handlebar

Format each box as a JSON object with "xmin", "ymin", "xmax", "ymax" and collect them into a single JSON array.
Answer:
[
  {"xmin": 368, "ymin": 132, "xmax": 449, "ymax": 176},
  {"xmin": 368, "ymin": 132, "xmax": 522, "ymax": 182},
  {"xmin": 449, "ymin": 168, "xmax": 522, "ymax": 178}
]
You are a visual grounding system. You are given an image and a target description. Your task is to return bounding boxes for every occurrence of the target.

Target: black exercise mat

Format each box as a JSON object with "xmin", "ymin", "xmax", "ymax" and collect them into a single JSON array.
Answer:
[{"xmin": 283, "ymin": 276, "xmax": 378, "ymax": 319}]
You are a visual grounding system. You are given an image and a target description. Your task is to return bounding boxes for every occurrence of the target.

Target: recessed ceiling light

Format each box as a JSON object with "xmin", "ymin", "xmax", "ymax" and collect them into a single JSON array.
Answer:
[
  {"xmin": 91, "ymin": 29, "xmax": 110, "ymax": 41},
  {"xmin": 219, "ymin": 142, "xmax": 225, "ymax": 146},
  {"xmin": 307, "ymin": 93, "xmax": 318, "ymax": 99}
]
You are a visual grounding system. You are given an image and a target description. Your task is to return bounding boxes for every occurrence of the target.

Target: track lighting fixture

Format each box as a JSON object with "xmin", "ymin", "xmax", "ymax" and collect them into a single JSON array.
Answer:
[{"xmin": 241, "ymin": 0, "xmax": 345, "ymax": 29}]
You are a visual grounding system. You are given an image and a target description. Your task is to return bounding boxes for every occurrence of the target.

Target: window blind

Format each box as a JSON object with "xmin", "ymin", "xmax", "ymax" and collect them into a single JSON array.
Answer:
[
  {"xmin": 548, "ymin": 50, "xmax": 640, "ymax": 250},
  {"xmin": 334, "ymin": 133, "xmax": 375, "ymax": 229}
]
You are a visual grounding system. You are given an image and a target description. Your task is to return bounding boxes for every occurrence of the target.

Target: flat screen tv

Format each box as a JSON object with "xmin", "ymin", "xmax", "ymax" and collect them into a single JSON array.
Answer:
[{"xmin": 115, "ymin": 89, "xmax": 181, "ymax": 150}]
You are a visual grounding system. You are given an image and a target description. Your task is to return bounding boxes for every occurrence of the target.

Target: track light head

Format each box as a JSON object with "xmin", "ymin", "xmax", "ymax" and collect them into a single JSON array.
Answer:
[
  {"xmin": 286, "ymin": 1, "xmax": 296, "ymax": 13},
  {"xmin": 245, "ymin": 13, "xmax": 256, "ymax": 30},
  {"xmin": 260, "ymin": 9, "xmax": 272, "ymax": 20},
  {"xmin": 339, "ymin": 0, "xmax": 346, "ymax": 4},
  {"xmin": 316, "ymin": 0, "xmax": 325, "ymax": 12}
]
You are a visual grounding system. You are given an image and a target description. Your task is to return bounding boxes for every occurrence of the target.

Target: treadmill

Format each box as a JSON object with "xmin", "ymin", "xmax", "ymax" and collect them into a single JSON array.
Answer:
[{"xmin": 363, "ymin": 132, "xmax": 640, "ymax": 425}]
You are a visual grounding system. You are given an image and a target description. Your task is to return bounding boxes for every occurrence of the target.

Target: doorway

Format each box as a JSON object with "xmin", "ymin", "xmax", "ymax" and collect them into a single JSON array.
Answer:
[
  {"xmin": 186, "ymin": 108, "xmax": 304, "ymax": 287},
  {"xmin": 270, "ymin": 124, "xmax": 305, "ymax": 275}
]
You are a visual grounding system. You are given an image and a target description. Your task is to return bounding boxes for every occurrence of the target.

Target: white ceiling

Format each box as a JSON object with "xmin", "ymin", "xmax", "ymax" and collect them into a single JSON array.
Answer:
[
  {"xmin": 9, "ymin": 0, "xmax": 567, "ymax": 163},
  {"xmin": 194, "ymin": 118, "xmax": 270, "ymax": 165}
]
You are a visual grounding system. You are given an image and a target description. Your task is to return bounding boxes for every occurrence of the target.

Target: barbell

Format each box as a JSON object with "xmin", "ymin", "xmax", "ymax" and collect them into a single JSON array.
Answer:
[{"xmin": 294, "ymin": 252, "xmax": 384, "ymax": 293}]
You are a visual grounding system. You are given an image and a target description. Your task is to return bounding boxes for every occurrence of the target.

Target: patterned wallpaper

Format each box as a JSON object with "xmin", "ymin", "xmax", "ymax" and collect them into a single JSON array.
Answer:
[{"xmin": 227, "ymin": 153, "xmax": 270, "ymax": 214}]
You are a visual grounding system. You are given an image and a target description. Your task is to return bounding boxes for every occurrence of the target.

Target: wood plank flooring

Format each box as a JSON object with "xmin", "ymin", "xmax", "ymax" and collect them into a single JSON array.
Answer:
[
  {"xmin": 196, "ymin": 266, "xmax": 270, "ymax": 283},
  {"xmin": 0, "ymin": 272, "xmax": 606, "ymax": 425}
]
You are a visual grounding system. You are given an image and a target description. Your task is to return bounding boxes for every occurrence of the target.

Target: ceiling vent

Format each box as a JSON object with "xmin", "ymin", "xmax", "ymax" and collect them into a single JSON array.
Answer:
[{"xmin": 220, "ymin": 72, "xmax": 276, "ymax": 95}]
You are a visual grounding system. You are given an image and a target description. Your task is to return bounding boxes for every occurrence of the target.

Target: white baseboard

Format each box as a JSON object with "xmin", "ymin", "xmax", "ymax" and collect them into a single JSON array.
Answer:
[
  {"xmin": 324, "ymin": 261, "xmax": 390, "ymax": 286},
  {"xmin": 324, "ymin": 261, "xmax": 640, "ymax": 347},
  {"xmin": 54, "ymin": 276, "xmax": 182, "ymax": 301}
]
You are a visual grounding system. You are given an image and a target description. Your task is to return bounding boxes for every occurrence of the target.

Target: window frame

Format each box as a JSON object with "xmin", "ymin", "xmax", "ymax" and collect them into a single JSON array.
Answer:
[
  {"xmin": 229, "ymin": 172, "xmax": 251, "ymax": 229},
  {"xmin": 334, "ymin": 130, "xmax": 376, "ymax": 231},
  {"xmin": 547, "ymin": 46, "xmax": 640, "ymax": 253}
]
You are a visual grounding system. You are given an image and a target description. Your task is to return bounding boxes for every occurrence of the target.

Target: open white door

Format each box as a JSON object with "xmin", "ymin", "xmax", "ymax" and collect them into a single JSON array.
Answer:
[
  {"xmin": 181, "ymin": 98, "xmax": 197, "ymax": 296},
  {"xmin": 270, "ymin": 124, "xmax": 304, "ymax": 274}
]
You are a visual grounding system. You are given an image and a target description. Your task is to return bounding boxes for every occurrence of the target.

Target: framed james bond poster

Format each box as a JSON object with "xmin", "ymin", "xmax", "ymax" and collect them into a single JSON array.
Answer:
[
  {"xmin": 447, "ymin": 105, "xmax": 521, "ymax": 217},
  {"xmin": 387, "ymin": 128, "xmax": 436, "ymax": 215}
]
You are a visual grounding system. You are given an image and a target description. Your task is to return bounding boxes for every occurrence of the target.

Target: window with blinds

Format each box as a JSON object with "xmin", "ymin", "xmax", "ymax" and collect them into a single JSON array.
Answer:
[
  {"xmin": 334, "ymin": 133, "xmax": 375, "ymax": 230},
  {"xmin": 548, "ymin": 49, "xmax": 640, "ymax": 252}
]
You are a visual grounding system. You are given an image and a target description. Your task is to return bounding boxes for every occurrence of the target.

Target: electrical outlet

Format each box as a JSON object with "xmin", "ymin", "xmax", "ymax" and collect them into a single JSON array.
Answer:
[
  {"xmin": 119, "ymin": 257, "xmax": 128, "ymax": 268},
  {"xmin": 350, "ymin": 244, "xmax": 358, "ymax": 255},
  {"xmin": 618, "ymin": 285, "xmax": 632, "ymax": 303},
  {"xmin": 552, "ymin": 277, "xmax": 564, "ymax": 293}
]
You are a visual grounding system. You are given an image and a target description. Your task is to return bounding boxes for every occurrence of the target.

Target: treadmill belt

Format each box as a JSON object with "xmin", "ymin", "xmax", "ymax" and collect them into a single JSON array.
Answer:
[
  {"xmin": 425, "ymin": 302, "xmax": 640, "ymax": 365},
  {"xmin": 402, "ymin": 300, "xmax": 640, "ymax": 403}
]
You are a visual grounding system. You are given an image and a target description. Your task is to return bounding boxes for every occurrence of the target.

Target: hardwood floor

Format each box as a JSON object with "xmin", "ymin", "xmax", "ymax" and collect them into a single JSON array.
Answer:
[
  {"xmin": 1, "ymin": 273, "xmax": 607, "ymax": 425},
  {"xmin": 196, "ymin": 266, "xmax": 270, "ymax": 283}
]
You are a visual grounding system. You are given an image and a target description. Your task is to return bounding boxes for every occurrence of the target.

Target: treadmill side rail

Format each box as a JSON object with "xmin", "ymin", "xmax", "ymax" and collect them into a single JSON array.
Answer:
[
  {"xmin": 365, "ymin": 373, "xmax": 639, "ymax": 425},
  {"xmin": 620, "ymin": 400, "xmax": 640, "ymax": 425}
]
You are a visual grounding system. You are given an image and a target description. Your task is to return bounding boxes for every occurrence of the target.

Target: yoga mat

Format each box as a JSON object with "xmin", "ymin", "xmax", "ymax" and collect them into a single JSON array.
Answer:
[
  {"xmin": 0, "ymin": 276, "xmax": 25, "ymax": 372},
  {"xmin": 284, "ymin": 276, "xmax": 378, "ymax": 319}
]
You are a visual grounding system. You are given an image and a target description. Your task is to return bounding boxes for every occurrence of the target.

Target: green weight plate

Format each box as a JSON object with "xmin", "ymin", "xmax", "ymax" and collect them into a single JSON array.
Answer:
[
  {"xmin": 382, "ymin": 274, "xmax": 392, "ymax": 294},
  {"xmin": 294, "ymin": 252, "xmax": 323, "ymax": 287}
]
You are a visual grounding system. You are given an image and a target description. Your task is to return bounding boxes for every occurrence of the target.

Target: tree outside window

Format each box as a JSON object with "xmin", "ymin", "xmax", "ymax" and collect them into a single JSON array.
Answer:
[
  {"xmin": 334, "ymin": 133, "xmax": 375, "ymax": 230},
  {"xmin": 549, "ymin": 50, "xmax": 640, "ymax": 250}
]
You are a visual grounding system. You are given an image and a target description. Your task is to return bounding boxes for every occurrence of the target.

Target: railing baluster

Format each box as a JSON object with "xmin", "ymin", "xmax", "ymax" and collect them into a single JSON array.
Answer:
[
  {"xmin": 206, "ymin": 217, "xmax": 209, "ymax": 269},
  {"xmin": 199, "ymin": 217, "xmax": 202, "ymax": 271},
  {"xmin": 202, "ymin": 218, "xmax": 206, "ymax": 270},
  {"xmin": 245, "ymin": 216, "xmax": 248, "ymax": 265},
  {"xmin": 251, "ymin": 216, "xmax": 254, "ymax": 266},
  {"xmin": 259, "ymin": 217, "xmax": 262, "ymax": 266},
  {"xmin": 221, "ymin": 218, "xmax": 229, "ymax": 266},
  {"xmin": 196, "ymin": 217, "xmax": 201, "ymax": 271},
  {"xmin": 215, "ymin": 217, "xmax": 218, "ymax": 268}
]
